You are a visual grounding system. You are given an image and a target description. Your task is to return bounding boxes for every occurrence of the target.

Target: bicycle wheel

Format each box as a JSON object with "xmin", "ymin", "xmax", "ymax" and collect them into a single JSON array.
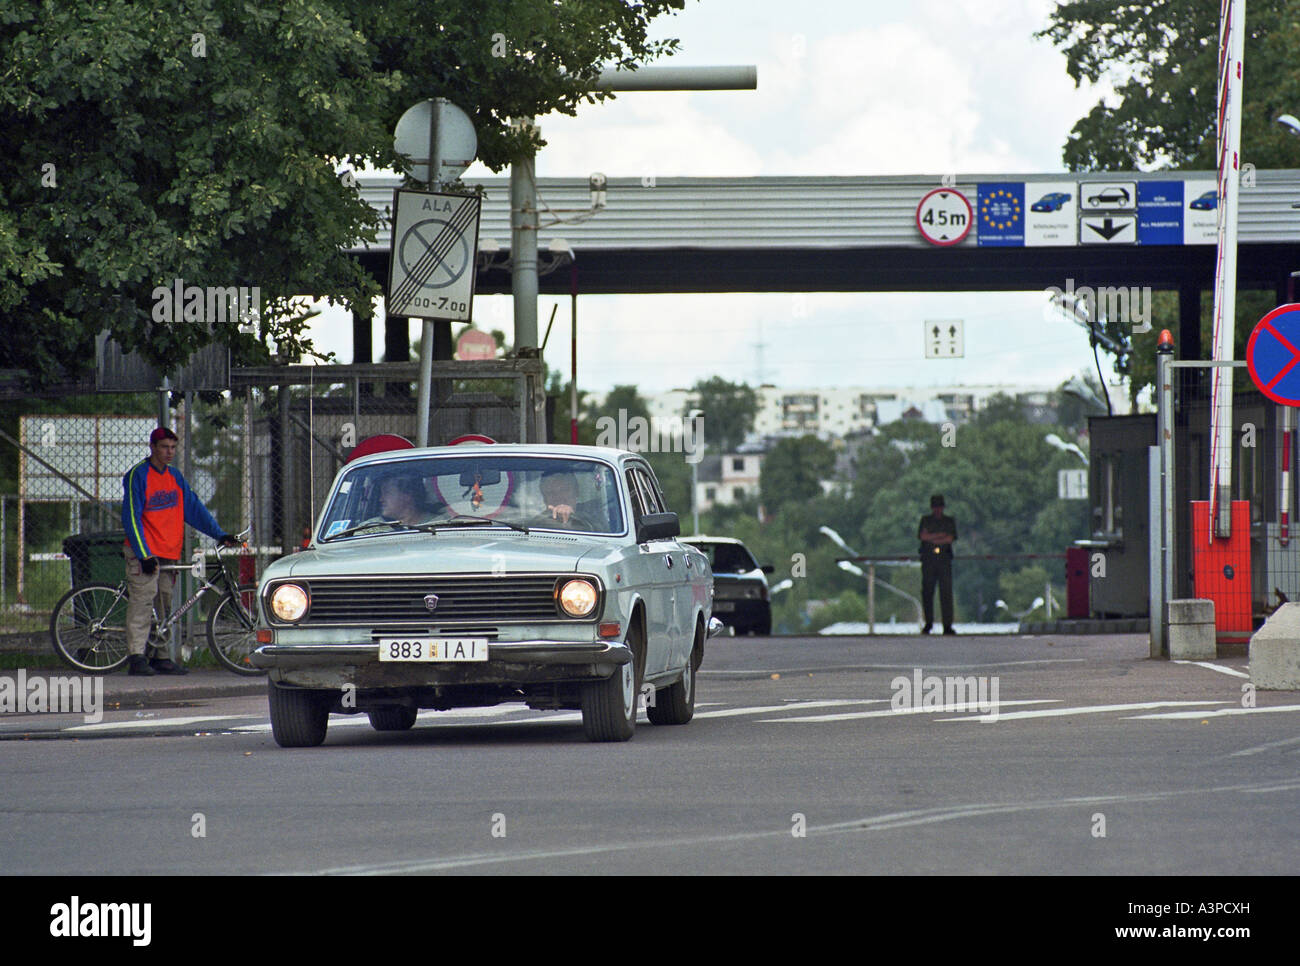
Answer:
[
  {"xmin": 49, "ymin": 583, "xmax": 131, "ymax": 674},
  {"xmin": 207, "ymin": 584, "xmax": 264, "ymax": 676}
]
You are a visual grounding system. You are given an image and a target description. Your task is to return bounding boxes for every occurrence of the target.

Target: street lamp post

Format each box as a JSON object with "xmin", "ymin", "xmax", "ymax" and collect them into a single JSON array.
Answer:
[
  {"xmin": 689, "ymin": 409, "xmax": 704, "ymax": 534},
  {"xmin": 820, "ymin": 526, "xmax": 871, "ymax": 631},
  {"xmin": 821, "ymin": 525, "xmax": 925, "ymax": 632}
]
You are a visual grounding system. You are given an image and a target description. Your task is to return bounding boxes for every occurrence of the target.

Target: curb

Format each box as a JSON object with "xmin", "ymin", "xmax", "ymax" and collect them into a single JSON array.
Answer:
[{"xmin": 0, "ymin": 668, "xmax": 269, "ymax": 708}]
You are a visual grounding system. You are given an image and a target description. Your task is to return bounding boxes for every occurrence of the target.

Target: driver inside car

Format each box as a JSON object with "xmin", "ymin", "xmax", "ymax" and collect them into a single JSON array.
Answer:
[{"xmin": 535, "ymin": 470, "xmax": 586, "ymax": 528}]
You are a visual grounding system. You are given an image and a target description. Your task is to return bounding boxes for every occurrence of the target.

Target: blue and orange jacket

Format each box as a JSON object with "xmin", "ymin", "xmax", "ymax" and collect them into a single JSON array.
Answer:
[{"xmin": 122, "ymin": 459, "xmax": 225, "ymax": 560}]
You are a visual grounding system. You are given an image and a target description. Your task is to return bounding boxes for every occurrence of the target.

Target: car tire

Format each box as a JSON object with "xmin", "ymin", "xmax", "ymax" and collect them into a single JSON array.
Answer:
[
  {"xmin": 368, "ymin": 706, "xmax": 417, "ymax": 731},
  {"xmin": 754, "ymin": 613, "xmax": 772, "ymax": 636},
  {"xmin": 268, "ymin": 680, "xmax": 330, "ymax": 748},
  {"xmin": 647, "ymin": 626, "xmax": 700, "ymax": 726},
  {"xmin": 581, "ymin": 620, "xmax": 643, "ymax": 742}
]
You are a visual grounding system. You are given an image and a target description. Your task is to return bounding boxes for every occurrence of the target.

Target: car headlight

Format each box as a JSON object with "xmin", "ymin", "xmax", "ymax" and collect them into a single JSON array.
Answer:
[
  {"xmin": 557, "ymin": 578, "xmax": 598, "ymax": 618},
  {"xmin": 269, "ymin": 583, "xmax": 309, "ymax": 622}
]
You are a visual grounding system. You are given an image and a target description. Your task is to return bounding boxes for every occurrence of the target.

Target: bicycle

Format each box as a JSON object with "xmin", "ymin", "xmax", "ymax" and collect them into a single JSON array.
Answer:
[{"xmin": 48, "ymin": 529, "xmax": 263, "ymax": 676}]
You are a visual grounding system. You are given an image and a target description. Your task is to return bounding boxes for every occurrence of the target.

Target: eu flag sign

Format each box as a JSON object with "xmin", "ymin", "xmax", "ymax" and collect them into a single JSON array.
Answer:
[{"xmin": 976, "ymin": 182, "xmax": 1025, "ymax": 246}]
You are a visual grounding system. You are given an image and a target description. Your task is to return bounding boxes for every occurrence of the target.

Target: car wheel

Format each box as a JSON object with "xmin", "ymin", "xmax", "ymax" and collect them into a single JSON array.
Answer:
[
  {"xmin": 268, "ymin": 680, "xmax": 330, "ymax": 748},
  {"xmin": 581, "ymin": 620, "xmax": 643, "ymax": 742},
  {"xmin": 754, "ymin": 612, "xmax": 772, "ymax": 636},
  {"xmin": 647, "ymin": 626, "xmax": 700, "ymax": 726},
  {"xmin": 368, "ymin": 706, "xmax": 417, "ymax": 731}
]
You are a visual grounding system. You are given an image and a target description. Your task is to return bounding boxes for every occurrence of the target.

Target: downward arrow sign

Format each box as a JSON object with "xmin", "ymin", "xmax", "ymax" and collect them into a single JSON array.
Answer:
[{"xmin": 1087, "ymin": 218, "xmax": 1128, "ymax": 241}]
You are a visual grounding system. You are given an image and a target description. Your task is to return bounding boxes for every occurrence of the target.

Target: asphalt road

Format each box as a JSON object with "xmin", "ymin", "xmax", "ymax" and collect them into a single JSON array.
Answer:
[{"xmin": 1, "ymin": 632, "xmax": 1297, "ymax": 878}]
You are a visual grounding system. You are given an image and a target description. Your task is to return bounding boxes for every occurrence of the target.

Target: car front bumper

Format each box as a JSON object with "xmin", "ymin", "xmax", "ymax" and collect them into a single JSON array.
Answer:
[
  {"xmin": 250, "ymin": 639, "xmax": 632, "ymax": 690},
  {"xmin": 710, "ymin": 598, "xmax": 770, "ymax": 628}
]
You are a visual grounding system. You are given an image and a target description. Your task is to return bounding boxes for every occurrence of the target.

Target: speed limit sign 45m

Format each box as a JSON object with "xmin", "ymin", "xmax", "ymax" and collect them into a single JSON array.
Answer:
[{"xmin": 916, "ymin": 188, "xmax": 973, "ymax": 246}]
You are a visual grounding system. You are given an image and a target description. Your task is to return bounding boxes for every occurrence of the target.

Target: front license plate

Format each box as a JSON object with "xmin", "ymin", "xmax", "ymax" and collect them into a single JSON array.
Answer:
[
  {"xmin": 713, "ymin": 601, "xmax": 735, "ymax": 612},
  {"xmin": 378, "ymin": 638, "xmax": 489, "ymax": 662}
]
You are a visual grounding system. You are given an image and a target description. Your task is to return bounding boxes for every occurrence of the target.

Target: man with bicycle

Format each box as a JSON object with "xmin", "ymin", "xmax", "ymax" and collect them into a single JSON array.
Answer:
[{"xmin": 122, "ymin": 427, "xmax": 240, "ymax": 676}]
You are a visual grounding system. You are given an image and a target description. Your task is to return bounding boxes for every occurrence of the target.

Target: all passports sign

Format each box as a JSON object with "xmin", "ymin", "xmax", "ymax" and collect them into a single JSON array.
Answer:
[{"xmin": 388, "ymin": 189, "xmax": 481, "ymax": 321}]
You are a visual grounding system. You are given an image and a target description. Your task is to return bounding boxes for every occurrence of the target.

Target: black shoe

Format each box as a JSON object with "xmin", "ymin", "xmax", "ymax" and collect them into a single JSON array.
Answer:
[
  {"xmin": 943, "ymin": 626, "xmax": 957, "ymax": 636},
  {"xmin": 920, "ymin": 624, "xmax": 932, "ymax": 635},
  {"xmin": 150, "ymin": 658, "xmax": 189, "ymax": 676},
  {"xmin": 127, "ymin": 655, "xmax": 156, "ymax": 676}
]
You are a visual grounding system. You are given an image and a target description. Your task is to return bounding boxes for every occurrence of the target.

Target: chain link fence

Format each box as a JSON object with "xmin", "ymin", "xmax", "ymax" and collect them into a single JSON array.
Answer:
[{"xmin": 0, "ymin": 361, "xmax": 547, "ymax": 647}]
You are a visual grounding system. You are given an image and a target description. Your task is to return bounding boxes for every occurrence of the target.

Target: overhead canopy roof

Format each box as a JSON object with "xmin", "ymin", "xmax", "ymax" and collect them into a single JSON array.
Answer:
[{"xmin": 353, "ymin": 172, "xmax": 1300, "ymax": 294}]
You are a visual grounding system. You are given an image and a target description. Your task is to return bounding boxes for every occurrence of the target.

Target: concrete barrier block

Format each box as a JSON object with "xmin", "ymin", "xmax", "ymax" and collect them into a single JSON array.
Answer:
[
  {"xmin": 1168, "ymin": 598, "xmax": 1216, "ymax": 659},
  {"xmin": 1250, "ymin": 603, "xmax": 1300, "ymax": 690}
]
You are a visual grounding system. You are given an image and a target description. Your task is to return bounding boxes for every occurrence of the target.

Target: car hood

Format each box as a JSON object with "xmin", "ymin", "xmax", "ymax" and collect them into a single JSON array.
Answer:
[{"xmin": 266, "ymin": 530, "xmax": 610, "ymax": 579}]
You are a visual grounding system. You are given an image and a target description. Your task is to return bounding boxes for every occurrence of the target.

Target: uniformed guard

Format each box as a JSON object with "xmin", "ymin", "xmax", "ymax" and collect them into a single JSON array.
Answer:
[{"xmin": 917, "ymin": 493, "xmax": 957, "ymax": 635}]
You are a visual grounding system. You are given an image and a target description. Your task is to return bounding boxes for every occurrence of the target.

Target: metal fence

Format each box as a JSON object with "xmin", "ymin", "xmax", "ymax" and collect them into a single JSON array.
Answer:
[{"xmin": 0, "ymin": 360, "xmax": 547, "ymax": 645}]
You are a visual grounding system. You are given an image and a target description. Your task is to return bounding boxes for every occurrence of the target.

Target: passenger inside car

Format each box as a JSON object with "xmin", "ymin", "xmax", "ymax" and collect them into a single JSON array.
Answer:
[{"xmin": 378, "ymin": 475, "xmax": 436, "ymax": 525}]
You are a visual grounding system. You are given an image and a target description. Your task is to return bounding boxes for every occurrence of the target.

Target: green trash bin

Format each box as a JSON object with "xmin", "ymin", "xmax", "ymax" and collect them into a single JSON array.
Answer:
[{"xmin": 62, "ymin": 532, "xmax": 127, "ymax": 588}]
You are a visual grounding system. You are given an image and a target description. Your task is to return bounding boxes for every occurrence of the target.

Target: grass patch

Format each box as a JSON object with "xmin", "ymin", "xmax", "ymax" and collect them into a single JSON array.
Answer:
[{"xmin": 0, "ymin": 652, "xmax": 70, "ymax": 670}]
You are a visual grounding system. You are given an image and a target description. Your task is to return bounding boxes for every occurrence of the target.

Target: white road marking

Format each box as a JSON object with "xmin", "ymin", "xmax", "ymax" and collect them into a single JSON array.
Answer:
[
  {"xmin": 695, "ymin": 699, "xmax": 889, "ymax": 719},
  {"xmin": 702, "ymin": 658, "xmax": 1086, "ymax": 677},
  {"xmin": 225, "ymin": 701, "xmax": 907, "ymax": 735},
  {"xmin": 761, "ymin": 699, "xmax": 1057, "ymax": 723},
  {"xmin": 1125, "ymin": 704, "xmax": 1300, "ymax": 720},
  {"xmin": 305, "ymin": 777, "xmax": 1300, "ymax": 875},
  {"xmin": 1222, "ymin": 735, "xmax": 1300, "ymax": 758},
  {"xmin": 940, "ymin": 700, "xmax": 1229, "ymax": 723},
  {"xmin": 231, "ymin": 709, "xmax": 586, "ymax": 733},
  {"xmin": 1172, "ymin": 660, "xmax": 1251, "ymax": 679},
  {"xmin": 65, "ymin": 713, "xmax": 262, "ymax": 733}
]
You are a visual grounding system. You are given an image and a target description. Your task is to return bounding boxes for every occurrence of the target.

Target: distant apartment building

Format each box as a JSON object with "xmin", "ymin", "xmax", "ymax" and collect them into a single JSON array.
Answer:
[
  {"xmin": 696, "ymin": 452, "xmax": 763, "ymax": 512},
  {"xmin": 635, "ymin": 383, "xmax": 1060, "ymax": 441}
]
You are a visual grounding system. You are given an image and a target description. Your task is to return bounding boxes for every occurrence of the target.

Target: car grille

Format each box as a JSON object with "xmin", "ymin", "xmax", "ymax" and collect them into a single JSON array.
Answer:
[
  {"xmin": 371, "ymin": 625, "xmax": 499, "ymax": 641},
  {"xmin": 285, "ymin": 574, "xmax": 591, "ymax": 625}
]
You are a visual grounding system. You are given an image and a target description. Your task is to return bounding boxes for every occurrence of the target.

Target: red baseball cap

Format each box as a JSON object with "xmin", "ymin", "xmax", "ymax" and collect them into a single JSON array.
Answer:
[{"xmin": 150, "ymin": 427, "xmax": 178, "ymax": 445}]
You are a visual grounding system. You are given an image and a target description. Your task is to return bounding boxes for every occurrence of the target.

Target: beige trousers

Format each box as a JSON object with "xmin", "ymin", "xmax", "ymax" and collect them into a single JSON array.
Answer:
[{"xmin": 123, "ymin": 546, "xmax": 176, "ymax": 657}]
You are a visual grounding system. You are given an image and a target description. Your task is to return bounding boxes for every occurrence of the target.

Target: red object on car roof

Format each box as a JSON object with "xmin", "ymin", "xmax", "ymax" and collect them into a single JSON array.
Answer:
[{"xmin": 345, "ymin": 434, "xmax": 415, "ymax": 463}]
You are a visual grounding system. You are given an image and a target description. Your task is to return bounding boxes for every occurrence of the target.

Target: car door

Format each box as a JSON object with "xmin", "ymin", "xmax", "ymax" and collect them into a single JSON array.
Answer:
[
  {"xmin": 624, "ymin": 462, "xmax": 677, "ymax": 675},
  {"xmin": 631, "ymin": 461, "xmax": 694, "ymax": 672}
]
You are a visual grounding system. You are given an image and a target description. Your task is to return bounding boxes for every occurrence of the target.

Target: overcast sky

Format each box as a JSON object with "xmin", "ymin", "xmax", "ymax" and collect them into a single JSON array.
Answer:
[{"xmin": 312, "ymin": 0, "xmax": 1127, "ymax": 397}]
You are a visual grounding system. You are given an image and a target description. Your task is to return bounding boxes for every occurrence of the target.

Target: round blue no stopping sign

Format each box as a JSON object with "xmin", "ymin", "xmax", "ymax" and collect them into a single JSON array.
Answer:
[{"xmin": 1247, "ymin": 304, "xmax": 1300, "ymax": 406}]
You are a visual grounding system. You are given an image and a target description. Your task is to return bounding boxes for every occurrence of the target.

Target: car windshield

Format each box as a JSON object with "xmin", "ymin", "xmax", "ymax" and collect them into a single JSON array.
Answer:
[
  {"xmin": 689, "ymin": 542, "xmax": 758, "ymax": 573},
  {"xmin": 319, "ymin": 455, "xmax": 625, "ymax": 539}
]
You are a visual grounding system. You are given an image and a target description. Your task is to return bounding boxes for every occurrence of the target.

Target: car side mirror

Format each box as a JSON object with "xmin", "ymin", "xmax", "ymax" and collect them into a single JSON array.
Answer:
[{"xmin": 636, "ymin": 512, "xmax": 680, "ymax": 543}]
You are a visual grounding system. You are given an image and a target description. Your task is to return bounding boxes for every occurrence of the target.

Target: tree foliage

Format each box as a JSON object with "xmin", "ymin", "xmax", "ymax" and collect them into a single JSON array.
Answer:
[
  {"xmin": 0, "ymin": 0, "xmax": 685, "ymax": 386},
  {"xmin": 759, "ymin": 435, "xmax": 837, "ymax": 513},
  {"xmin": 684, "ymin": 376, "xmax": 758, "ymax": 453},
  {"xmin": 1038, "ymin": 1, "xmax": 1300, "ymax": 392},
  {"xmin": 1038, "ymin": 0, "xmax": 1300, "ymax": 171}
]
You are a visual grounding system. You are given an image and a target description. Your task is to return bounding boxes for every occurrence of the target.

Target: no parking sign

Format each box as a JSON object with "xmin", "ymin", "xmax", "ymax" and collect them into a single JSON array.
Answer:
[{"xmin": 1246, "ymin": 304, "xmax": 1300, "ymax": 405}]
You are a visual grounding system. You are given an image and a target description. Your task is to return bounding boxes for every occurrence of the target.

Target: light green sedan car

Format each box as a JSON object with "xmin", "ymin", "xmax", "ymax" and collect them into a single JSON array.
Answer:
[{"xmin": 251, "ymin": 445, "xmax": 718, "ymax": 746}]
